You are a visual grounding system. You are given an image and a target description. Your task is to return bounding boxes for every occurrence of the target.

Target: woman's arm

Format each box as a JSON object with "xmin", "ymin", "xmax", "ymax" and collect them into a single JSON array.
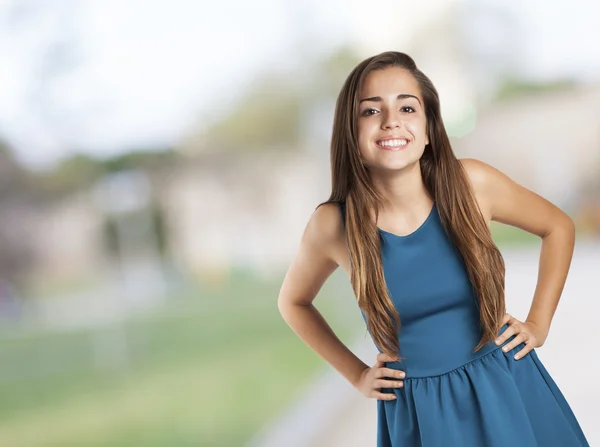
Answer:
[
  {"xmin": 461, "ymin": 158, "xmax": 576, "ymax": 340},
  {"xmin": 277, "ymin": 202, "xmax": 368, "ymax": 388}
]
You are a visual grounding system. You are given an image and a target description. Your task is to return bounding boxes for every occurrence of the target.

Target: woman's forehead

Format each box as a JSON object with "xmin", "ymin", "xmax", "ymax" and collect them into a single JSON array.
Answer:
[{"xmin": 360, "ymin": 67, "xmax": 421, "ymax": 98}]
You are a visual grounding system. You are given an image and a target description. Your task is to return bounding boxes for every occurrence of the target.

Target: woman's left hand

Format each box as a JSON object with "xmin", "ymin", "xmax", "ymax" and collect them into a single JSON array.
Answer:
[{"xmin": 495, "ymin": 313, "xmax": 548, "ymax": 360}]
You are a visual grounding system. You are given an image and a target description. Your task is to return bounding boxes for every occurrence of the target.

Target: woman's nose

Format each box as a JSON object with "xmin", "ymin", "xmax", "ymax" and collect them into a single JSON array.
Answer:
[{"xmin": 382, "ymin": 111, "xmax": 401, "ymax": 129}]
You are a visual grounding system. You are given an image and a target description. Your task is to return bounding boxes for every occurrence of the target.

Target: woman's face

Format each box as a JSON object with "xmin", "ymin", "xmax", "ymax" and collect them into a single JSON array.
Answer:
[{"xmin": 356, "ymin": 67, "xmax": 429, "ymax": 172}]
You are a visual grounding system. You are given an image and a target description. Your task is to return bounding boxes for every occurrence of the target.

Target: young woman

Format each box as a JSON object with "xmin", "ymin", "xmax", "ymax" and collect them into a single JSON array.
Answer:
[{"xmin": 277, "ymin": 51, "xmax": 590, "ymax": 446}]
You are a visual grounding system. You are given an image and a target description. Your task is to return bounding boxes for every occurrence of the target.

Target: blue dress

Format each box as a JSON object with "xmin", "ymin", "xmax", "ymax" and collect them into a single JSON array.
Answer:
[{"xmin": 338, "ymin": 201, "xmax": 589, "ymax": 446}]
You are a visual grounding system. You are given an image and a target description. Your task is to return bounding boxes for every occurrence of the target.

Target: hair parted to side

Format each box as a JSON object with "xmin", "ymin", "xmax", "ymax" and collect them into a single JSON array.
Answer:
[{"xmin": 317, "ymin": 51, "xmax": 506, "ymax": 359}]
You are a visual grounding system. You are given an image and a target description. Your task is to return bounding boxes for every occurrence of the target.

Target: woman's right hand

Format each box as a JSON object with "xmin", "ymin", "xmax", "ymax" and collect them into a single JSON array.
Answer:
[{"xmin": 355, "ymin": 352, "xmax": 405, "ymax": 400}]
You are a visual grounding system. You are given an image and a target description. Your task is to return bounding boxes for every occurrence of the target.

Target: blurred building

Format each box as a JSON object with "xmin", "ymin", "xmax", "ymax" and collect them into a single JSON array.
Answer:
[
  {"xmin": 30, "ymin": 192, "xmax": 106, "ymax": 282},
  {"xmin": 455, "ymin": 82, "xmax": 600, "ymax": 207},
  {"xmin": 5, "ymin": 0, "xmax": 599, "ymax": 288},
  {"xmin": 161, "ymin": 151, "xmax": 330, "ymax": 280}
]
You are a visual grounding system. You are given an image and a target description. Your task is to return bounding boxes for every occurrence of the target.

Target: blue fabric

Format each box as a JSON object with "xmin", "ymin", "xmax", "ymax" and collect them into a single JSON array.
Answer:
[{"xmin": 338, "ymin": 201, "xmax": 589, "ymax": 446}]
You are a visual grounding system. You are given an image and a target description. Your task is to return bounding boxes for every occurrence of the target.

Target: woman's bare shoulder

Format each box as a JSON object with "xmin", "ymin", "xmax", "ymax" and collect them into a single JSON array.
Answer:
[
  {"xmin": 307, "ymin": 201, "xmax": 346, "ymax": 253},
  {"xmin": 278, "ymin": 201, "xmax": 349, "ymax": 307},
  {"xmin": 458, "ymin": 158, "xmax": 493, "ymax": 224},
  {"xmin": 303, "ymin": 201, "xmax": 351, "ymax": 272}
]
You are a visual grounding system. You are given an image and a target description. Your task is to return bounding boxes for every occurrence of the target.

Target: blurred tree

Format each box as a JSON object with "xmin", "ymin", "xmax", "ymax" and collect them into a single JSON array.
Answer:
[
  {"xmin": 0, "ymin": 143, "xmax": 26, "ymax": 201},
  {"xmin": 101, "ymin": 199, "xmax": 168, "ymax": 260},
  {"xmin": 189, "ymin": 45, "xmax": 361, "ymax": 154},
  {"xmin": 38, "ymin": 153, "xmax": 105, "ymax": 195},
  {"xmin": 37, "ymin": 148, "xmax": 177, "ymax": 197},
  {"xmin": 201, "ymin": 76, "xmax": 303, "ymax": 152},
  {"xmin": 101, "ymin": 149, "xmax": 177, "ymax": 173},
  {"xmin": 493, "ymin": 76, "xmax": 575, "ymax": 101},
  {"xmin": 317, "ymin": 46, "xmax": 362, "ymax": 97},
  {"xmin": 150, "ymin": 199, "xmax": 168, "ymax": 257}
]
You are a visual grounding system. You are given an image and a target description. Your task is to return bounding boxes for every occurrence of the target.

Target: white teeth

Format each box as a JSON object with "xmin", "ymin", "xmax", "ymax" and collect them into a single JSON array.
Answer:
[{"xmin": 378, "ymin": 139, "xmax": 408, "ymax": 147}]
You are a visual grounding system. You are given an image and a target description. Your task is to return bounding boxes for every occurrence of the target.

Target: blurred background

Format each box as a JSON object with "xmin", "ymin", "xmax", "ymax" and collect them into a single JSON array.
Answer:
[{"xmin": 0, "ymin": 0, "xmax": 598, "ymax": 446}]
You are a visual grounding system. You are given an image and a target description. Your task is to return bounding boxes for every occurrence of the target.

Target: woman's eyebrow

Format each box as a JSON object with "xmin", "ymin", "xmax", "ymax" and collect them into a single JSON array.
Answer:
[{"xmin": 359, "ymin": 93, "xmax": 421, "ymax": 105}]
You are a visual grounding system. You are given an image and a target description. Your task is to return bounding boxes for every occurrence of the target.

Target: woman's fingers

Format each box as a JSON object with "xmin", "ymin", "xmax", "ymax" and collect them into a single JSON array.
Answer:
[
  {"xmin": 377, "ymin": 367, "xmax": 405, "ymax": 379},
  {"xmin": 376, "ymin": 352, "xmax": 399, "ymax": 364},
  {"xmin": 502, "ymin": 330, "xmax": 534, "ymax": 360},
  {"xmin": 501, "ymin": 332, "xmax": 527, "ymax": 353},
  {"xmin": 377, "ymin": 378, "xmax": 404, "ymax": 388},
  {"xmin": 373, "ymin": 375, "xmax": 403, "ymax": 401},
  {"xmin": 371, "ymin": 354, "xmax": 405, "ymax": 400},
  {"xmin": 496, "ymin": 312, "xmax": 520, "ymax": 345},
  {"xmin": 374, "ymin": 391, "xmax": 397, "ymax": 400},
  {"xmin": 495, "ymin": 322, "xmax": 518, "ymax": 346},
  {"xmin": 495, "ymin": 314, "xmax": 536, "ymax": 360},
  {"xmin": 513, "ymin": 342, "xmax": 534, "ymax": 360}
]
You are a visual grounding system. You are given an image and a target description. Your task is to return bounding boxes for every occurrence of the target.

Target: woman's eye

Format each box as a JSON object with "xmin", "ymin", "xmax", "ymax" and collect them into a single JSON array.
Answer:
[
  {"xmin": 361, "ymin": 106, "xmax": 414, "ymax": 116},
  {"xmin": 362, "ymin": 108, "xmax": 377, "ymax": 116}
]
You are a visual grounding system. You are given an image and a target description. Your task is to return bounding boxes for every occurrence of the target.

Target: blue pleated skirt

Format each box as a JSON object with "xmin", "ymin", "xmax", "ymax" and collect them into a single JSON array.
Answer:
[{"xmin": 378, "ymin": 341, "xmax": 589, "ymax": 446}]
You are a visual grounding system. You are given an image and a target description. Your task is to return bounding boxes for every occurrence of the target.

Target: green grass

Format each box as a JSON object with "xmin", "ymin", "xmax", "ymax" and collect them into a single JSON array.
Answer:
[
  {"xmin": 0, "ymin": 269, "xmax": 362, "ymax": 447},
  {"xmin": 490, "ymin": 221, "xmax": 540, "ymax": 247},
  {"xmin": 490, "ymin": 220, "xmax": 586, "ymax": 248}
]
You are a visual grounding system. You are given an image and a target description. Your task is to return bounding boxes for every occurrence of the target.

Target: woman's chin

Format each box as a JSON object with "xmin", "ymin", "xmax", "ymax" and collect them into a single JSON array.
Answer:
[{"xmin": 379, "ymin": 156, "xmax": 422, "ymax": 169}]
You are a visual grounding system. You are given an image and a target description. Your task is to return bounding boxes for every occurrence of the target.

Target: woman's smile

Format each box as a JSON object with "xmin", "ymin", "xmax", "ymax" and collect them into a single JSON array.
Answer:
[{"xmin": 375, "ymin": 137, "xmax": 410, "ymax": 151}]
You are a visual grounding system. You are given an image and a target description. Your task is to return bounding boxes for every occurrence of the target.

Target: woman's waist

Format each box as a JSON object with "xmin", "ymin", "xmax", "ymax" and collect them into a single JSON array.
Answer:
[{"xmin": 383, "ymin": 323, "xmax": 511, "ymax": 378}]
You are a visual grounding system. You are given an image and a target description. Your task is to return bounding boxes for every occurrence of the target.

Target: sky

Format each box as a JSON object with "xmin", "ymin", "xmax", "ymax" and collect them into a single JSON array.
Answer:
[
  {"xmin": 0, "ymin": 0, "xmax": 332, "ymax": 168},
  {"xmin": 0, "ymin": 0, "xmax": 599, "ymax": 170}
]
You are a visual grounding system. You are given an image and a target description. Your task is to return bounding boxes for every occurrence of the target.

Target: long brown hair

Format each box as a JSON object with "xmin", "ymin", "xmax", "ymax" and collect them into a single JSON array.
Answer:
[{"xmin": 320, "ymin": 51, "xmax": 505, "ymax": 358}]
